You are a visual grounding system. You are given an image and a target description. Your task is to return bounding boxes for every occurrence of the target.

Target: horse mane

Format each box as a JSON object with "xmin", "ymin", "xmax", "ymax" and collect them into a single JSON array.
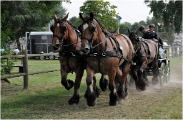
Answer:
[
  {"xmin": 67, "ymin": 21, "xmax": 77, "ymax": 30},
  {"xmin": 66, "ymin": 20, "xmax": 81, "ymax": 36},
  {"xmin": 94, "ymin": 18, "xmax": 114, "ymax": 37}
]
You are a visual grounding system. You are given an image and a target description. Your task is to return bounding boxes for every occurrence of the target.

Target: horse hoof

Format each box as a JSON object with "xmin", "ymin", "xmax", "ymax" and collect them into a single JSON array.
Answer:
[
  {"xmin": 138, "ymin": 80, "xmax": 146, "ymax": 91},
  {"xmin": 62, "ymin": 79, "xmax": 74, "ymax": 90},
  {"xmin": 109, "ymin": 93, "xmax": 118, "ymax": 106},
  {"xmin": 68, "ymin": 95, "xmax": 80, "ymax": 105},
  {"xmin": 86, "ymin": 93, "xmax": 97, "ymax": 106},
  {"xmin": 109, "ymin": 101, "xmax": 117, "ymax": 106},
  {"xmin": 99, "ymin": 78, "xmax": 108, "ymax": 91},
  {"xmin": 139, "ymin": 86, "xmax": 146, "ymax": 91}
]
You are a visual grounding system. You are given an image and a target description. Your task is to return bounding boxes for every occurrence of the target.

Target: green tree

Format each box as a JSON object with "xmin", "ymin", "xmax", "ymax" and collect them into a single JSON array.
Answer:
[
  {"xmin": 139, "ymin": 20, "xmax": 146, "ymax": 26},
  {"xmin": 79, "ymin": 0, "xmax": 119, "ymax": 31},
  {"xmin": 119, "ymin": 22, "xmax": 131, "ymax": 35},
  {"xmin": 69, "ymin": 16, "xmax": 81, "ymax": 27},
  {"xmin": 145, "ymin": 0, "xmax": 182, "ymax": 33},
  {"xmin": 1, "ymin": 1, "xmax": 67, "ymax": 50},
  {"xmin": 130, "ymin": 22, "xmax": 140, "ymax": 31}
]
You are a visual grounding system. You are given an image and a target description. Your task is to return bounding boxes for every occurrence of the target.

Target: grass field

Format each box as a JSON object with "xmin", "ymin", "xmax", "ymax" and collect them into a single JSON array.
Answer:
[{"xmin": 1, "ymin": 56, "xmax": 182, "ymax": 119}]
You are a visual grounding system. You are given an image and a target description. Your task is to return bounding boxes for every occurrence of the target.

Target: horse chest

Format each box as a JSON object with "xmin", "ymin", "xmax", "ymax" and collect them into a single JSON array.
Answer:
[
  {"xmin": 87, "ymin": 57, "xmax": 117, "ymax": 74},
  {"xmin": 60, "ymin": 57, "xmax": 81, "ymax": 71}
]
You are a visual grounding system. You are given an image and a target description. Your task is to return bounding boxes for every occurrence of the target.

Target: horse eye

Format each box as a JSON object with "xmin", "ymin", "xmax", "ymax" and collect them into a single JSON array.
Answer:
[{"xmin": 60, "ymin": 26, "xmax": 67, "ymax": 32}]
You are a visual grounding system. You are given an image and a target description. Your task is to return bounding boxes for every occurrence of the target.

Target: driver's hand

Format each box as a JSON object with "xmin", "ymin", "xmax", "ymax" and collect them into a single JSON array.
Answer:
[{"xmin": 153, "ymin": 38, "xmax": 158, "ymax": 43}]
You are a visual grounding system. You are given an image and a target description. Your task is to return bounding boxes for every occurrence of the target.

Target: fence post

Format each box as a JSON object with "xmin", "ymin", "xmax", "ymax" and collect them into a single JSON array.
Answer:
[{"xmin": 23, "ymin": 49, "xmax": 28, "ymax": 89}]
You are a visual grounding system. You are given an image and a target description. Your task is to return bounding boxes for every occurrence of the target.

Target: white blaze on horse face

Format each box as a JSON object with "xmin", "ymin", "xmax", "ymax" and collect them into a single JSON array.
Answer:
[
  {"xmin": 56, "ymin": 39, "xmax": 59, "ymax": 44},
  {"xmin": 83, "ymin": 23, "xmax": 88, "ymax": 30},
  {"xmin": 57, "ymin": 23, "xmax": 59, "ymax": 27}
]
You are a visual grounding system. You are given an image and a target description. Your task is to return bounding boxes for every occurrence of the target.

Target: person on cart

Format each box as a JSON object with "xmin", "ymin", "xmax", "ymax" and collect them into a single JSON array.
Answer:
[
  {"xmin": 139, "ymin": 24, "xmax": 164, "ymax": 48},
  {"xmin": 139, "ymin": 24, "xmax": 165, "ymax": 68}
]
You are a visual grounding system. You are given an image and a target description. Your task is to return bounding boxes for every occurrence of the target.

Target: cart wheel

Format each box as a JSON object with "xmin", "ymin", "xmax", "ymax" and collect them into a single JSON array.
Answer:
[
  {"xmin": 159, "ymin": 62, "xmax": 166, "ymax": 86},
  {"xmin": 49, "ymin": 55, "xmax": 55, "ymax": 60},
  {"xmin": 40, "ymin": 56, "xmax": 45, "ymax": 60}
]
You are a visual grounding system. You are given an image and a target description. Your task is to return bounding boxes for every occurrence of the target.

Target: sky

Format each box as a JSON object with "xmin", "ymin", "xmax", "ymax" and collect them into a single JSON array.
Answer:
[{"xmin": 62, "ymin": 0, "xmax": 153, "ymax": 24}]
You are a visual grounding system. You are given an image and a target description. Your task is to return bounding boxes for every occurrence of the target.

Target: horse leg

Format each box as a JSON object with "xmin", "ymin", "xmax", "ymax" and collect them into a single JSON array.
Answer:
[
  {"xmin": 84, "ymin": 65, "xmax": 97, "ymax": 106},
  {"xmin": 118, "ymin": 61, "xmax": 131, "ymax": 103},
  {"xmin": 128, "ymin": 70, "xmax": 134, "ymax": 86},
  {"xmin": 99, "ymin": 74, "xmax": 108, "ymax": 91},
  {"xmin": 108, "ymin": 68, "xmax": 119, "ymax": 106},
  {"xmin": 61, "ymin": 67, "xmax": 74, "ymax": 90},
  {"xmin": 143, "ymin": 70, "xmax": 148, "ymax": 86},
  {"xmin": 68, "ymin": 66, "xmax": 84, "ymax": 105},
  {"xmin": 152, "ymin": 60, "xmax": 159, "ymax": 85},
  {"xmin": 137, "ymin": 61, "xmax": 148, "ymax": 91},
  {"xmin": 115, "ymin": 68, "xmax": 125, "ymax": 104},
  {"xmin": 93, "ymin": 75, "xmax": 101, "ymax": 97},
  {"xmin": 130, "ymin": 66, "xmax": 140, "ymax": 90}
]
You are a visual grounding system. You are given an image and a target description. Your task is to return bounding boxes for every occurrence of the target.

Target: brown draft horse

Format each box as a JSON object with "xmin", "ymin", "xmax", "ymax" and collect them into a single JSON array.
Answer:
[
  {"xmin": 50, "ymin": 13, "xmax": 108, "ymax": 105},
  {"xmin": 79, "ymin": 12, "xmax": 134, "ymax": 106},
  {"xmin": 51, "ymin": 13, "xmax": 84, "ymax": 105},
  {"xmin": 128, "ymin": 29, "xmax": 159, "ymax": 91}
]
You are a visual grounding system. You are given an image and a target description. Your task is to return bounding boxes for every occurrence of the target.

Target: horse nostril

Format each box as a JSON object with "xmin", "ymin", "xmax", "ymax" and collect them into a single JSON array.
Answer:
[
  {"xmin": 56, "ymin": 44, "xmax": 59, "ymax": 48},
  {"xmin": 85, "ymin": 48, "xmax": 89, "ymax": 51},
  {"xmin": 53, "ymin": 44, "xmax": 59, "ymax": 50}
]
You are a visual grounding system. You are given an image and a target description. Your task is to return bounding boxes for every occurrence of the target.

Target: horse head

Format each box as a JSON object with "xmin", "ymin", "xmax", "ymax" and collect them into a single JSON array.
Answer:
[
  {"xmin": 79, "ymin": 12, "xmax": 99, "ymax": 54},
  {"xmin": 128, "ymin": 29, "xmax": 140, "ymax": 48},
  {"xmin": 50, "ymin": 13, "xmax": 69, "ymax": 51}
]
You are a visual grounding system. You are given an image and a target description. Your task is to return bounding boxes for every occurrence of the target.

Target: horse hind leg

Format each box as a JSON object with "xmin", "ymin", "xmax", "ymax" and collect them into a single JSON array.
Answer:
[
  {"xmin": 137, "ymin": 60, "xmax": 148, "ymax": 91},
  {"xmin": 143, "ymin": 70, "xmax": 149, "ymax": 86},
  {"xmin": 68, "ymin": 66, "xmax": 84, "ymax": 105},
  {"xmin": 115, "ymin": 68, "xmax": 125, "ymax": 104},
  {"xmin": 117, "ymin": 61, "xmax": 131, "ymax": 103},
  {"xmin": 152, "ymin": 60, "xmax": 159, "ymax": 85},
  {"xmin": 99, "ymin": 74, "xmax": 108, "ymax": 91},
  {"xmin": 61, "ymin": 67, "xmax": 74, "ymax": 90}
]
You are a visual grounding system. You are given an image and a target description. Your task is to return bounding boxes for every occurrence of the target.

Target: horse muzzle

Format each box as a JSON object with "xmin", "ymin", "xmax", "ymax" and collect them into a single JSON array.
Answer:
[{"xmin": 80, "ymin": 46, "xmax": 90, "ymax": 55}]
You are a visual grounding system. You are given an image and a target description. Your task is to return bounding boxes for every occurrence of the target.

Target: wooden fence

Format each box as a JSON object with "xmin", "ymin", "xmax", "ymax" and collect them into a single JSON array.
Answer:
[
  {"xmin": 0, "ymin": 51, "xmax": 59, "ymax": 89},
  {"xmin": 164, "ymin": 46, "xmax": 182, "ymax": 58},
  {"xmin": 0, "ymin": 46, "xmax": 182, "ymax": 89}
]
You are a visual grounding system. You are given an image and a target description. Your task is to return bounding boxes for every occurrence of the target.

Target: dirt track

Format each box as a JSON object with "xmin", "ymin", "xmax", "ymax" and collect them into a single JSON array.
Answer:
[{"xmin": 1, "ymin": 57, "xmax": 182, "ymax": 119}]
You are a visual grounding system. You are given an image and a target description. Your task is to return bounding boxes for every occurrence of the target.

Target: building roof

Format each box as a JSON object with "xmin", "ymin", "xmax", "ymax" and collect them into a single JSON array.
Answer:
[{"xmin": 30, "ymin": 31, "xmax": 53, "ymax": 35}]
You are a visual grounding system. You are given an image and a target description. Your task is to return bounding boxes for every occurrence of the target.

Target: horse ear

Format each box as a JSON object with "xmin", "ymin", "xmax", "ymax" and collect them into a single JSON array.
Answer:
[
  {"xmin": 63, "ymin": 13, "xmax": 69, "ymax": 21},
  {"xmin": 54, "ymin": 14, "xmax": 57, "ymax": 21},
  {"xmin": 90, "ymin": 12, "xmax": 94, "ymax": 21},
  {"xmin": 128, "ymin": 28, "xmax": 131, "ymax": 35},
  {"xmin": 79, "ymin": 13, "xmax": 84, "ymax": 20}
]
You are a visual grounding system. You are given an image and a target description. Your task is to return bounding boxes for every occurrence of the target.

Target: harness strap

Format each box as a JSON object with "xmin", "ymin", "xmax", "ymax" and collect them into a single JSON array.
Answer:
[
  {"xmin": 109, "ymin": 37, "xmax": 117, "ymax": 51},
  {"xmin": 141, "ymin": 41, "xmax": 150, "ymax": 57}
]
